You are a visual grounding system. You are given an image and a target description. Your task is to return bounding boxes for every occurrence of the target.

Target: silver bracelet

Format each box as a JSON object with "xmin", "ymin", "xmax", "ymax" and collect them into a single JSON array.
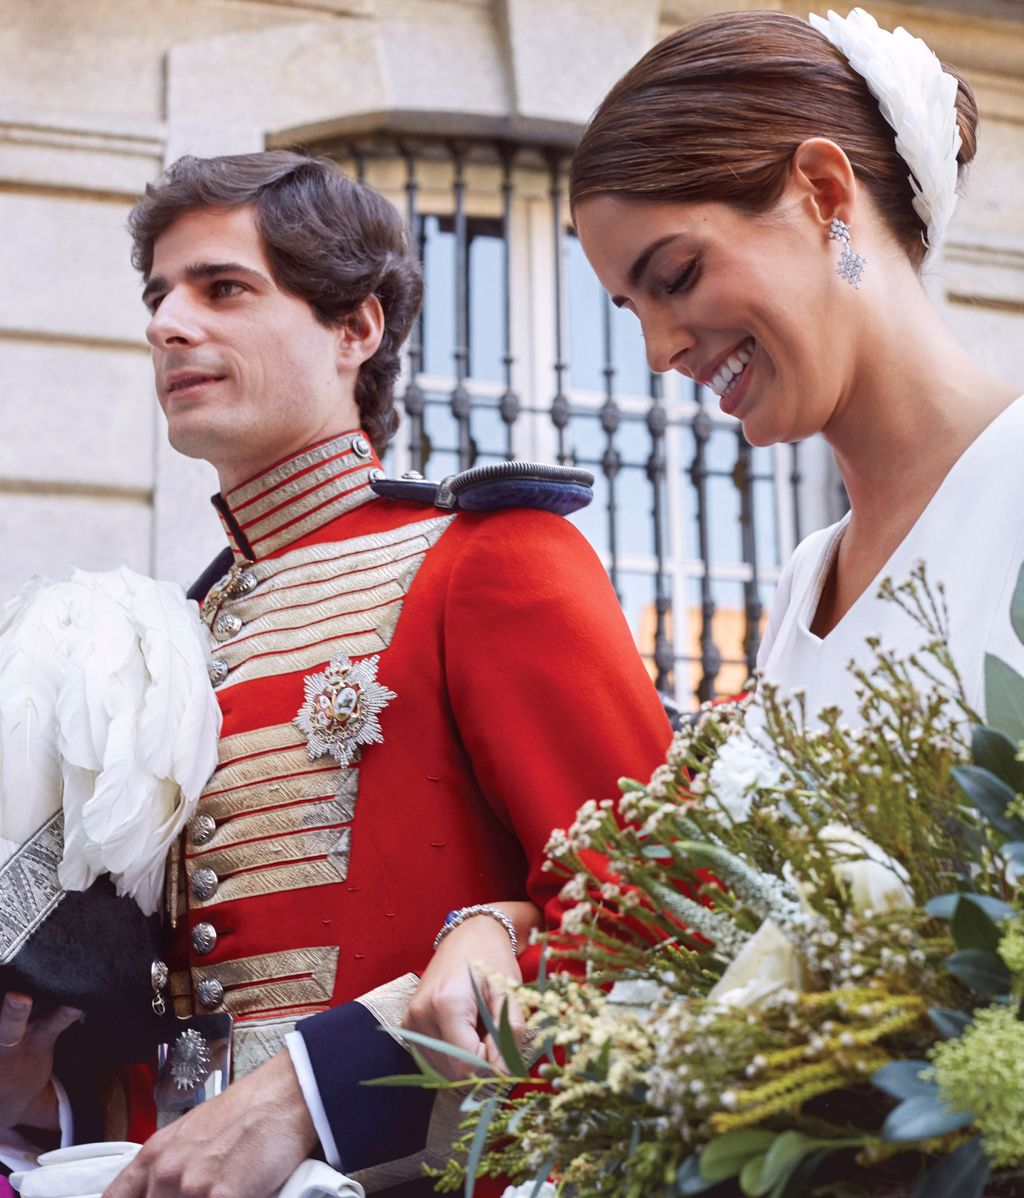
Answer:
[{"xmin": 432, "ymin": 904, "xmax": 519, "ymax": 955}]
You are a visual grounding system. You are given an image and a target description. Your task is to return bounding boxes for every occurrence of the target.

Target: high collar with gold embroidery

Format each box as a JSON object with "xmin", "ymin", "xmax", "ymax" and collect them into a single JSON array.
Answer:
[{"xmin": 213, "ymin": 432, "xmax": 382, "ymax": 563}]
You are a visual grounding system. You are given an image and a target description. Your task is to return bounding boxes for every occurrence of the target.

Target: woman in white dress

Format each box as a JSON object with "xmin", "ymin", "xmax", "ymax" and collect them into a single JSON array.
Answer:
[{"xmin": 569, "ymin": 8, "xmax": 1023, "ymax": 718}]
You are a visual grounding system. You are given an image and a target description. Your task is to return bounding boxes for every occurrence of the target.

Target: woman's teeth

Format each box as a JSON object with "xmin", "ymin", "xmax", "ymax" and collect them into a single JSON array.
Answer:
[{"xmin": 710, "ymin": 340, "xmax": 754, "ymax": 397}]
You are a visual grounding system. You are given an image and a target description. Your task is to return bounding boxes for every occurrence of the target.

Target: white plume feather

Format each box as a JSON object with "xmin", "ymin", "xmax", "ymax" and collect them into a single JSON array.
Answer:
[
  {"xmin": 0, "ymin": 568, "xmax": 222, "ymax": 913},
  {"xmin": 0, "ymin": 586, "xmax": 74, "ymax": 867},
  {"xmin": 809, "ymin": 7, "xmax": 962, "ymax": 255}
]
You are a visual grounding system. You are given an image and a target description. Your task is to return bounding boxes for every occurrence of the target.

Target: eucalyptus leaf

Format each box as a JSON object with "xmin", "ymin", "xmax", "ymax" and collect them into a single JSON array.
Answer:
[
  {"xmin": 528, "ymin": 1170, "xmax": 553, "ymax": 1198},
  {"xmin": 911, "ymin": 1136, "xmax": 990, "ymax": 1198},
  {"xmin": 755, "ymin": 1132, "xmax": 829, "ymax": 1194},
  {"xmin": 401, "ymin": 1039, "xmax": 449, "ymax": 1085},
  {"xmin": 676, "ymin": 1155, "xmax": 718, "ymax": 1195},
  {"xmin": 925, "ymin": 894, "xmax": 958, "ymax": 919},
  {"xmin": 946, "ymin": 947, "xmax": 1013, "ymax": 998},
  {"xmin": 773, "ymin": 1150, "xmax": 828, "ymax": 1198},
  {"xmin": 642, "ymin": 843, "xmax": 674, "ymax": 859},
  {"xmin": 951, "ymin": 895, "xmax": 1003, "ymax": 954},
  {"xmin": 972, "ymin": 725, "xmax": 1024, "ymax": 794},
  {"xmin": 739, "ymin": 1152, "xmax": 770, "ymax": 1196},
  {"xmin": 984, "ymin": 654, "xmax": 1024, "ymax": 744},
  {"xmin": 497, "ymin": 995, "xmax": 528, "ymax": 1077},
  {"xmin": 470, "ymin": 972, "xmax": 503, "ymax": 1055},
  {"xmin": 1011, "ymin": 561, "xmax": 1024, "ymax": 646},
  {"xmin": 928, "ymin": 1007, "xmax": 971, "ymax": 1039},
  {"xmin": 872, "ymin": 1059, "xmax": 935, "ymax": 1100},
  {"xmin": 700, "ymin": 1130, "xmax": 777, "ymax": 1182},
  {"xmin": 361, "ymin": 1071, "xmax": 440, "ymax": 1088},
  {"xmin": 535, "ymin": 949, "xmax": 549, "ymax": 995},
  {"xmin": 628, "ymin": 1120, "xmax": 642, "ymax": 1158},
  {"xmin": 464, "ymin": 1094, "xmax": 498, "ymax": 1198},
  {"xmin": 925, "ymin": 892, "xmax": 1015, "ymax": 922},
  {"xmin": 952, "ymin": 765, "xmax": 1023, "ymax": 840},
  {"xmin": 507, "ymin": 1105, "xmax": 528, "ymax": 1135},
  {"xmin": 881, "ymin": 1092, "xmax": 973, "ymax": 1143},
  {"xmin": 391, "ymin": 1026, "xmax": 502, "ymax": 1074}
]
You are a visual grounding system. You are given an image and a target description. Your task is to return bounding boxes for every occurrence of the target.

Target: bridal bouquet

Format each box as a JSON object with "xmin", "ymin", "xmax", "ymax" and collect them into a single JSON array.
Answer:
[{"xmin": 388, "ymin": 564, "xmax": 1024, "ymax": 1198}]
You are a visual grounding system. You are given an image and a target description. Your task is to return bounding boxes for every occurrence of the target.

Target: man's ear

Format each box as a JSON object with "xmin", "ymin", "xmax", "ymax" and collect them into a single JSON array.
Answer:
[
  {"xmin": 336, "ymin": 295, "xmax": 385, "ymax": 371},
  {"xmin": 787, "ymin": 137, "xmax": 860, "ymax": 229}
]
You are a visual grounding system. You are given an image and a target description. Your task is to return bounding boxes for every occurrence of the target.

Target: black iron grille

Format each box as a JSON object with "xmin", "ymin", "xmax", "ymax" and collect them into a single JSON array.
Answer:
[{"xmin": 317, "ymin": 135, "xmax": 809, "ymax": 706}]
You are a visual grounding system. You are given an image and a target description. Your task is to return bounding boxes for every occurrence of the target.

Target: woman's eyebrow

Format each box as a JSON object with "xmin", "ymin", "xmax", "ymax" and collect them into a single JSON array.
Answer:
[{"xmin": 611, "ymin": 234, "xmax": 683, "ymax": 307}]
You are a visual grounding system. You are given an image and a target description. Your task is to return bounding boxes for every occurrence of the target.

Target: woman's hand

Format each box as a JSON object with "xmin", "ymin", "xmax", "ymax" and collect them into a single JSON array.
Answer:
[
  {"xmin": 0, "ymin": 993, "xmax": 80, "ymax": 1130},
  {"xmin": 403, "ymin": 901, "xmax": 542, "ymax": 1080}
]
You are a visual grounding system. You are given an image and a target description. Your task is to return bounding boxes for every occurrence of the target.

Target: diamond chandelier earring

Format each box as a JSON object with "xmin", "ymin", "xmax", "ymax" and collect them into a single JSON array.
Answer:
[{"xmin": 828, "ymin": 217, "xmax": 866, "ymax": 289}]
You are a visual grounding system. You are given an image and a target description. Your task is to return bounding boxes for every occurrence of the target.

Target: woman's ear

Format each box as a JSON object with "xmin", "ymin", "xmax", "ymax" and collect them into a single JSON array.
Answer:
[
  {"xmin": 336, "ymin": 294, "xmax": 385, "ymax": 371},
  {"xmin": 788, "ymin": 137, "xmax": 860, "ymax": 228}
]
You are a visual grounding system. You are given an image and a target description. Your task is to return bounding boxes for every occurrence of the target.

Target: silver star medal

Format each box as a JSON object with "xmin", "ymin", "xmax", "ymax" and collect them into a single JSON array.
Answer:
[
  {"xmin": 169, "ymin": 1027, "xmax": 213, "ymax": 1092},
  {"xmin": 294, "ymin": 651, "xmax": 396, "ymax": 766},
  {"xmin": 155, "ymin": 1012, "xmax": 232, "ymax": 1115}
]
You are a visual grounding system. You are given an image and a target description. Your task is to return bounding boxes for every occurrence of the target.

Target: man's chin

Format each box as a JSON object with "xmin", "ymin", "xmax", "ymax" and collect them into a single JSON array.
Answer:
[{"xmin": 165, "ymin": 419, "xmax": 231, "ymax": 467}]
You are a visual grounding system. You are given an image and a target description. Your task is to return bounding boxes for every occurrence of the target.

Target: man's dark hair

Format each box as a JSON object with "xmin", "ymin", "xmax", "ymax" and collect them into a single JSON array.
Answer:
[{"xmin": 128, "ymin": 151, "xmax": 423, "ymax": 453}]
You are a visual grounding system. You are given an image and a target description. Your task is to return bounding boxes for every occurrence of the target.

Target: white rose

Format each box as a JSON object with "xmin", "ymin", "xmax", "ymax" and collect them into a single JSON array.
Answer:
[
  {"xmin": 606, "ymin": 977, "xmax": 663, "ymax": 1021},
  {"xmin": 708, "ymin": 919, "xmax": 805, "ymax": 1010},
  {"xmin": 818, "ymin": 823, "xmax": 914, "ymax": 915},
  {"xmin": 707, "ymin": 734, "xmax": 784, "ymax": 823}
]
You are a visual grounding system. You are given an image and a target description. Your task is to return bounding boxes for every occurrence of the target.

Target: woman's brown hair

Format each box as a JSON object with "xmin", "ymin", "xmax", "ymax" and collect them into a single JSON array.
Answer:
[
  {"xmin": 570, "ymin": 11, "xmax": 978, "ymax": 268},
  {"xmin": 129, "ymin": 151, "xmax": 423, "ymax": 452}
]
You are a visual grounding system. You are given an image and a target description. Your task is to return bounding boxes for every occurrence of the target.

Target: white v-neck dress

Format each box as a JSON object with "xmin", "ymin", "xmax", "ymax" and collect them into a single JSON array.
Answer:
[{"xmin": 757, "ymin": 396, "xmax": 1024, "ymax": 724}]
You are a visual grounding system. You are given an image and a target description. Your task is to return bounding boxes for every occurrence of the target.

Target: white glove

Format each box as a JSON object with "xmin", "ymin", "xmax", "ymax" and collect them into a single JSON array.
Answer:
[
  {"xmin": 8, "ymin": 1144, "xmax": 364, "ymax": 1198},
  {"xmin": 9, "ymin": 1142, "xmax": 140, "ymax": 1198}
]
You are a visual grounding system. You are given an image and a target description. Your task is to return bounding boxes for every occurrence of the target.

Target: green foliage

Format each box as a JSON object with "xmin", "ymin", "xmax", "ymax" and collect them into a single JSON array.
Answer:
[
  {"xmin": 387, "ymin": 567, "xmax": 1024, "ymax": 1197},
  {"xmin": 872, "ymin": 1059, "xmax": 934, "ymax": 1100},
  {"xmin": 984, "ymin": 654, "xmax": 1024, "ymax": 743},
  {"xmin": 881, "ymin": 1091, "xmax": 973, "ymax": 1142},
  {"xmin": 912, "ymin": 1137, "xmax": 990, "ymax": 1198}
]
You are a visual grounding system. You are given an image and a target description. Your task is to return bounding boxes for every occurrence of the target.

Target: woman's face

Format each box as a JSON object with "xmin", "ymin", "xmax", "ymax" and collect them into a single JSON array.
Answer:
[{"xmin": 574, "ymin": 192, "xmax": 856, "ymax": 447}]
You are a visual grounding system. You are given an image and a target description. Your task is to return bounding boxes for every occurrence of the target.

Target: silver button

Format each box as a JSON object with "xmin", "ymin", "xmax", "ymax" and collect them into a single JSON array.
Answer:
[
  {"xmin": 351, "ymin": 434, "xmax": 372, "ymax": 459},
  {"xmin": 190, "ymin": 867, "xmax": 219, "ymax": 902},
  {"xmin": 213, "ymin": 613, "xmax": 242, "ymax": 640},
  {"xmin": 189, "ymin": 814, "xmax": 217, "ymax": 846},
  {"xmin": 369, "ymin": 467, "xmax": 386, "ymax": 482},
  {"xmin": 151, "ymin": 959, "xmax": 169, "ymax": 992},
  {"xmin": 196, "ymin": 977, "xmax": 224, "ymax": 1008},
  {"xmin": 237, "ymin": 570, "xmax": 258, "ymax": 595},
  {"xmin": 191, "ymin": 922, "xmax": 218, "ymax": 956},
  {"xmin": 400, "ymin": 470, "xmax": 424, "ymax": 481},
  {"xmin": 208, "ymin": 659, "xmax": 229, "ymax": 686}
]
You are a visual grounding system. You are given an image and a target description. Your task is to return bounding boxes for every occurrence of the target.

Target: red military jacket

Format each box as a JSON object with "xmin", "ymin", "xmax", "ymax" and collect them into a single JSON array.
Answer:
[{"xmin": 164, "ymin": 428, "xmax": 671, "ymax": 1090}]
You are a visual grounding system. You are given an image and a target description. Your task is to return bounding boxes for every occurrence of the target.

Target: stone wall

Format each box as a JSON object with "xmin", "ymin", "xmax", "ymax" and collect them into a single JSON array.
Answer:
[{"xmin": 1, "ymin": 0, "xmax": 1021, "ymax": 599}]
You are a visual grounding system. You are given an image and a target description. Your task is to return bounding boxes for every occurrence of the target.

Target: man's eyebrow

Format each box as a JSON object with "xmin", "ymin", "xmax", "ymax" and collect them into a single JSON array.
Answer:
[
  {"xmin": 141, "ymin": 261, "xmax": 272, "ymax": 306},
  {"xmin": 611, "ymin": 234, "xmax": 682, "ymax": 307}
]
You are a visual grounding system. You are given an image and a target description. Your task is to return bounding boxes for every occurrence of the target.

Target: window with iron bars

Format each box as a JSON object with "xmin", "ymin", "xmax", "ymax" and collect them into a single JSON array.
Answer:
[{"xmin": 316, "ymin": 134, "xmax": 825, "ymax": 706}]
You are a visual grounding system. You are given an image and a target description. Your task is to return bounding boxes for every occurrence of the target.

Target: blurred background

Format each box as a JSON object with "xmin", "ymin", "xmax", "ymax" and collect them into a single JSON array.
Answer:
[{"xmin": 1, "ymin": 0, "xmax": 1021, "ymax": 705}]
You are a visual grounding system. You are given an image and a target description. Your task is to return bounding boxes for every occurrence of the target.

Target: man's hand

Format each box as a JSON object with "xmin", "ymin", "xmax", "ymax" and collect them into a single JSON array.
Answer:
[
  {"xmin": 102, "ymin": 1050, "xmax": 318, "ymax": 1198},
  {"xmin": 404, "ymin": 904, "xmax": 536, "ymax": 1080},
  {"xmin": 0, "ymin": 992, "xmax": 80, "ymax": 1130}
]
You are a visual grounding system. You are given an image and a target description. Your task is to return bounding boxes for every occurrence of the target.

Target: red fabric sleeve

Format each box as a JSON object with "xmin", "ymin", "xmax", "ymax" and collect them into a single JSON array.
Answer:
[{"xmin": 442, "ymin": 510, "xmax": 672, "ymax": 969}]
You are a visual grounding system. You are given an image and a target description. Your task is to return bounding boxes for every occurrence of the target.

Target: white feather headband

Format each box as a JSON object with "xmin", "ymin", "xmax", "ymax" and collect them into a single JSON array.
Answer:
[{"xmin": 809, "ymin": 7, "xmax": 962, "ymax": 257}]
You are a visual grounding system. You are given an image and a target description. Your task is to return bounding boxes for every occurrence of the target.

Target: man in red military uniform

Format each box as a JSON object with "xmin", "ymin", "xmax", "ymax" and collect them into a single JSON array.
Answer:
[{"xmin": 1, "ymin": 152, "xmax": 670, "ymax": 1197}]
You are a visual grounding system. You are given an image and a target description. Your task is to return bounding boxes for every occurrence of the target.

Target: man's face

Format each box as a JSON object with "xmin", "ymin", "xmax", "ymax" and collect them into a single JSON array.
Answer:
[{"xmin": 144, "ymin": 205, "xmax": 359, "ymax": 490}]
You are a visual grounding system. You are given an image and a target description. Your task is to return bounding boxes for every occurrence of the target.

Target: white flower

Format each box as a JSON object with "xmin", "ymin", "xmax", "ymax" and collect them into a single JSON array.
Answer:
[
  {"xmin": 818, "ymin": 823, "xmax": 914, "ymax": 915},
  {"xmin": 707, "ymin": 734, "xmax": 784, "ymax": 823},
  {"xmin": 606, "ymin": 977, "xmax": 663, "ymax": 1020},
  {"xmin": 501, "ymin": 1183, "xmax": 557, "ymax": 1198},
  {"xmin": 708, "ymin": 919, "xmax": 805, "ymax": 1010}
]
